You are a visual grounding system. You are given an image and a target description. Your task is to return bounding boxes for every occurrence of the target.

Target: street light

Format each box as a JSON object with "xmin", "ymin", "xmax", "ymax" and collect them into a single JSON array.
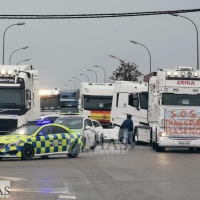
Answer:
[
  {"xmin": 64, "ymin": 85, "xmax": 72, "ymax": 91},
  {"xmin": 87, "ymin": 69, "xmax": 97, "ymax": 83},
  {"xmin": 3, "ymin": 22, "xmax": 26, "ymax": 65},
  {"xmin": 9, "ymin": 46, "xmax": 29, "ymax": 65},
  {"xmin": 16, "ymin": 59, "xmax": 30, "ymax": 65},
  {"xmin": 73, "ymin": 77, "xmax": 81, "ymax": 83},
  {"xmin": 130, "ymin": 40, "xmax": 152, "ymax": 73},
  {"xmin": 80, "ymin": 73, "xmax": 89, "ymax": 82},
  {"xmin": 69, "ymin": 80, "xmax": 76, "ymax": 91},
  {"xmin": 94, "ymin": 66, "xmax": 106, "ymax": 83},
  {"xmin": 109, "ymin": 55, "xmax": 125, "ymax": 80},
  {"xmin": 109, "ymin": 55, "xmax": 124, "ymax": 62},
  {"xmin": 170, "ymin": 13, "xmax": 199, "ymax": 70}
]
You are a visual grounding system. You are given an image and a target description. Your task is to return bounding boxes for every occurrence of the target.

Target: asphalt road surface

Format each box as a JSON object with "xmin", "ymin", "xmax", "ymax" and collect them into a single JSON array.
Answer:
[{"xmin": 1, "ymin": 144, "xmax": 200, "ymax": 200}]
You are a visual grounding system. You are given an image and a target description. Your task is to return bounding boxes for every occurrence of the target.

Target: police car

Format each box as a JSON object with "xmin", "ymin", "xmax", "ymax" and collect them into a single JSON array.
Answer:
[{"xmin": 0, "ymin": 122, "xmax": 83, "ymax": 160}]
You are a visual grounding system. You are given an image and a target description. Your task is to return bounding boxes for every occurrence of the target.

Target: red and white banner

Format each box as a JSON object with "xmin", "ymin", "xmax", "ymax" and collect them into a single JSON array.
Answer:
[{"xmin": 165, "ymin": 109, "xmax": 200, "ymax": 136}]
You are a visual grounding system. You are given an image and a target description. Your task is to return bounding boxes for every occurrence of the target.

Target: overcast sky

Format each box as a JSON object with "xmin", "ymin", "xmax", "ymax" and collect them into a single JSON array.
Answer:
[{"xmin": 0, "ymin": 0, "xmax": 200, "ymax": 89}]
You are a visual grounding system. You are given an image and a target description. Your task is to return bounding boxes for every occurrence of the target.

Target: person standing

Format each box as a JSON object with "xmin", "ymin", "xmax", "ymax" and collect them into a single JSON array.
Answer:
[{"xmin": 121, "ymin": 114, "xmax": 135, "ymax": 149}]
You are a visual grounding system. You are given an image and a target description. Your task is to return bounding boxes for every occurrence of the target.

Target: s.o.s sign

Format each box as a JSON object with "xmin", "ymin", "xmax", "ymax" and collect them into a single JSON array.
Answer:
[
  {"xmin": 0, "ymin": 180, "xmax": 10, "ymax": 198},
  {"xmin": 177, "ymin": 80, "xmax": 195, "ymax": 85}
]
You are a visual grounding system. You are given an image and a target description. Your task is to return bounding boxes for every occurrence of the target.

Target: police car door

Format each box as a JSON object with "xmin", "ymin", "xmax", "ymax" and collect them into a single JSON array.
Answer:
[
  {"xmin": 37, "ymin": 126, "xmax": 54, "ymax": 154},
  {"xmin": 52, "ymin": 126, "xmax": 69, "ymax": 153}
]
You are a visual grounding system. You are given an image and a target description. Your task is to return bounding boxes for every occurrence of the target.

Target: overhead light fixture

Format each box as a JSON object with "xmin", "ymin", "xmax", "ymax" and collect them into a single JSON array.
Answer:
[
  {"xmin": 174, "ymin": 71, "xmax": 178, "ymax": 76},
  {"xmin": 166, "ymin": 71, "xmax": 171, "ymax": 76}
]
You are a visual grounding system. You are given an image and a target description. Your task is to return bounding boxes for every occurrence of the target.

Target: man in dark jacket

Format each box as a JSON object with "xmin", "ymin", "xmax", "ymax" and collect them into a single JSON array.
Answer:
[{"xmin": 121, "ymin": 114, "xmax": 135, "ymax": 149}]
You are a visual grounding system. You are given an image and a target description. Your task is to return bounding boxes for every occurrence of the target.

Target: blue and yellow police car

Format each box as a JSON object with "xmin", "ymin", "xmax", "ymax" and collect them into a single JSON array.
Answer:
[{"xmin": 0, "ymin": 121, "xmax": 83, "ymax": 160}]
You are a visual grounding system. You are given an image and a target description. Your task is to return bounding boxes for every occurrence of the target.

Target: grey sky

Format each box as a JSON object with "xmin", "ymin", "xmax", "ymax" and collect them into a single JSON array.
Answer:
[{"xmin": 0, "ymin": 0, "xmax": 200, "ymax": 89}]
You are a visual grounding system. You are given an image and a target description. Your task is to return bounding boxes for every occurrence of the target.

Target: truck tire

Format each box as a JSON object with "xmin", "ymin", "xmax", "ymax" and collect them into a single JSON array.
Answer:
[
  {"xmin": 152, "ymin": 141, "xmax": 155, "ymax": 150},
  {"xmin": 134, "ymin": 129, "xmax": 140, "ymax": 145},
  {"xmin": 155, "ymin": 134, "xmax": 165, "ymax": 152}
]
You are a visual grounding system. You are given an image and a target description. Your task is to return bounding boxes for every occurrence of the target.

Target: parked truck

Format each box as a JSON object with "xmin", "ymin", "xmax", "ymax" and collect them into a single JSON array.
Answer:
[
  {"xmin": 0, "ymin": 65, "xmax": 40, "ymax": 135},
  {"xmin": 137, "ymin": 66, "xmax": 200, "ymax": 151},
  {"xmin": 110, "ymin": 81, "xmax": 149, "ymax": 142},
  {"xmin": 40, "ymin": 88, "xmax": 60, "ymax": 115}
]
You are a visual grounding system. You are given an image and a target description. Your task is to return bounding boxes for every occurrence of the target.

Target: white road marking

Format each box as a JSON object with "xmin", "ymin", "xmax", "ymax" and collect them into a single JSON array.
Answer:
[
  {"xmin": 58, "ymin": 195, "xmax": 76, "ymax": 199},
  {"xmin": 10, "ymin": 188, "xmax": 69, "ymax": 194}
]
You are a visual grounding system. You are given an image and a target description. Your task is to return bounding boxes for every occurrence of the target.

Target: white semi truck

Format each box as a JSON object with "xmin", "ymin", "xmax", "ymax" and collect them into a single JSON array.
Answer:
[
  {"xmin": 138, "ymin": 66, "xmax": 200, "ymax": 152},
  {"xmin": 0, "ymin": 65, "xmax": 40, "ymax": 135},
  {"xmin": 110, "ymin": 81, "xmax": 149, "ymax": 142},
  {"xmin": 40, "ymin": 88, "xmax": 60, "ymax": 116},
  {"xmin": 79, "ymin": 82, "xmax": 114, "ymax": 126}
]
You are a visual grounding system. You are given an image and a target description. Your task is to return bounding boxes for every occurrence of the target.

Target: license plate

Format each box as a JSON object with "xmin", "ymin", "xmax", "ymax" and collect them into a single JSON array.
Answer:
[{"xmin": 179, "ymin": 141, "xmax": 191, "ymax": 145}]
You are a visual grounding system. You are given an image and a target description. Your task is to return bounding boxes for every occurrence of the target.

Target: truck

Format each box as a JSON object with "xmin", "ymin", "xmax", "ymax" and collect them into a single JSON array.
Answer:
[
  {"xmin": 60, "ymin": 90, "xmax": 79, "ymax": 114},
  {"xmin": 40, "ymin": 88, "xmax": 60, "ymax": 116},
  {"xmin": 79, "ymin": 82, "xmax": 114, "ymax": 126},
  {"xmin": 110, "ymin": 81, "xmax": 149, "ymax": 142},
  {"xmin": 138, "ymin": 66, "xmax": 200, "ymax": 151},
  {"xmin": 0, "ymin": 65, "xmax": 40, "ymax": 135}
]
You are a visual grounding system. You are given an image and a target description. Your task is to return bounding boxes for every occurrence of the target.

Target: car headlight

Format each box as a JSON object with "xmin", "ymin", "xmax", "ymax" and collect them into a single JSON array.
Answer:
[
  {"xmin": 159, "ymin": 132, "xmax": 166, "ymax": 137},
  {"xmin": 8, "ymin": 141, "xmax": 22, "ymax": 147}
]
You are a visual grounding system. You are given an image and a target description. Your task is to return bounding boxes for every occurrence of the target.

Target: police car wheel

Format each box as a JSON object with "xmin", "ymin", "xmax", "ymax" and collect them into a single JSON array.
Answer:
[
  {"xmin": 67, "ymin": 143, "xmax": 79, "ymax": 158},
  {"xmin": 41, "ymin": 155, "xmax": 49, "ymax": 159},
  {"xmin": 21, "ymin": 145, "xmax": 34, "ymax": 160}
]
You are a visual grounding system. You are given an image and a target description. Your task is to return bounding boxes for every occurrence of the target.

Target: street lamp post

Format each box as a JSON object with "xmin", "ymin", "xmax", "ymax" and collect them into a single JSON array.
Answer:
[
  {"xmin": 94, "ymin": 66, "xmax": 106, "ymax": 83},
  {"xmin": 109, "ymin": 55, "xmax": 125, "ymax": 80},
  {"xmin": 73, "ymin": 77, "xmax": 81, "ymax": 83},
  {"xmin": 3, "ymin": 22, "xmax": 25, "ymax": 65},
  {"xmin": 130, "ymin": 40, "xmax": 152, "ymax": 73},
  {"xmin": 170, "ymin": 13, "xmax": 199, "ymax": 70},
  {"xmin": 87, "ymin": 69, "xmax": 97, "ymax": 83},
  {"xmin": 109, "ymin": 55, "xmax": 124, "ymax": 62},
  {"xmin": 16, "ymin": 59, "xmax": 30, "ymax": 65},
  {"xmin": 65, "ymin": 85, "xmax": 72, "ymax": 91},
  {"xmin": 9, "ymin": 46, "xmax": 29, "ymax": 65},
  {"xmin": 80, "ymin": 73, "xmax": 89, "ymax": 82},
  {"xmin": 69, "ymin": 80, "xmax": 76, "ymax": 91}
]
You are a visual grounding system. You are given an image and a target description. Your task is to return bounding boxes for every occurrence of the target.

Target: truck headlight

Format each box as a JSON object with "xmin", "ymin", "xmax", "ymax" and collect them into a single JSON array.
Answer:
[
  {"xmin": 8, "ymin": 141, "xmax": 22, "ymax": 147},
  {"xmin": 159, "ymin": 132, "xmax": 166, "ymax": 137}
]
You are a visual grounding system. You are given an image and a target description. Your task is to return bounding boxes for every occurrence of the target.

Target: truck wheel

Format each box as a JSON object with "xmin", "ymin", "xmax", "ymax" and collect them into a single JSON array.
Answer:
[
  {"xmin": 155, "ymin": 135, "xmax": 165, "ymax": 152},
  {"xmin": 21, "ymin": 145, "xmax": 34, "ymax": 160},
  {"xmin": 152, "ymin": 141, "xmax": 155, "ymax": 150},
  {"xmin": 155, "ymin": 143, "xmax": 165, "ymax": 152},
  {"xmin": 134, "ymin": 130, "xmax": 139, "ymax": 145}
]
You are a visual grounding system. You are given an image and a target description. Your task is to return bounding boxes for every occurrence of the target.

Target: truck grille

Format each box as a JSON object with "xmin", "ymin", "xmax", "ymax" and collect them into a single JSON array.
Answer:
[
  {"xmin": 0, "ymin": 119, "xmax": 18, "ymax": 135},
  {"xmin": 0, "ymin": 143, "xmax": 5, "ymax": 149}
]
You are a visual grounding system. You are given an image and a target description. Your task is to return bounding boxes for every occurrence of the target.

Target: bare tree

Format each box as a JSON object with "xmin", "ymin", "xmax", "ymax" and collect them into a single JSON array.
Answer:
[{"xmin": 109, "ymin": 60, "xmax": 142, "ymax": 81}]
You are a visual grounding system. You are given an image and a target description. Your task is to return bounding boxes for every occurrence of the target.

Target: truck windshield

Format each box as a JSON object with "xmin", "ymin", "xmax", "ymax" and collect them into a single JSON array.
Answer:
[
  {"xmin": 83, "ymin": 95, "xmax": 112, "ymax": 110},
  {"xmin": 0, "ymin": 88, "xmax": 24, "ymax": 109},
  {"xmin": 41, "ymin": 96, "xmax": 60, "ymax": 110},
  {"xmin": 162, "ymin": 93, "xmax": 200, "ymax": 106}
]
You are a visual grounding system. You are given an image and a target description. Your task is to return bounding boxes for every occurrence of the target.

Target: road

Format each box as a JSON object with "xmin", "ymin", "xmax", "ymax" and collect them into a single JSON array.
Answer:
[{"xmin": 1, "ymin": 144, "xmax": 200, "ymax": 200}]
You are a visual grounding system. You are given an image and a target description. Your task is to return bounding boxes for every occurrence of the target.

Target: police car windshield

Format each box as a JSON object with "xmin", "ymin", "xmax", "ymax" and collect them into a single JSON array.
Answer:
[
  {"xmin": 8, "ymin": 125, "xmax": 40, "ymax": 136},
  {"xmin": 55, "ymin": 118, "xmax": 83, "ymax": 129},
  {"xmin": 162, "ymin": 93, "xmax": 200, "ymax": 106}
]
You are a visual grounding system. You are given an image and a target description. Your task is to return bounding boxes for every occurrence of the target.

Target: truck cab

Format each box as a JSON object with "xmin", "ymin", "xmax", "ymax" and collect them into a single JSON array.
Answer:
[
  {"xmin": 148, "ymin": 66, "xmax": 200, "ymax": 151},
  {"xmin": 40, "ymin": 88, "xmax": 60, "ymax": 116},
  {"xmin": 110, "ymin": 81, "xmax": 149, "ymax": 142},
  {"xmin": 0, "ymin": 65, "xmax": 40, "ymax": 135}
]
